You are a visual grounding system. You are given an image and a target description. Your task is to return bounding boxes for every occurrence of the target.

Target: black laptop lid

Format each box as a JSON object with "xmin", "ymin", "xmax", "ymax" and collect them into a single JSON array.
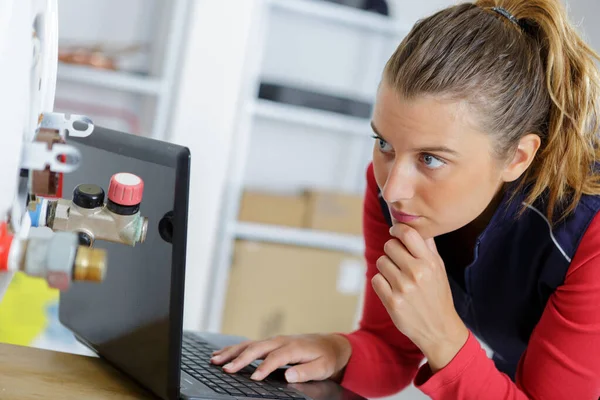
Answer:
[{"xmin": 58, "ymin": 127, "xmax": 190, "ymax": 400}]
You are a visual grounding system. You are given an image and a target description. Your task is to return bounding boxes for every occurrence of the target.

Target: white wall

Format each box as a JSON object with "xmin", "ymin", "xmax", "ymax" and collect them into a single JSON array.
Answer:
[
  {"xmin": 168, "ymin": 0, "xmax": 268, "ymax": 332},
  {"xmin": 387, "ymin": 0, "xmax": 458, "ymax": 24},
  {"xmin": 564, "ymin": 0, "xmax": 600, "ymax": 53}
]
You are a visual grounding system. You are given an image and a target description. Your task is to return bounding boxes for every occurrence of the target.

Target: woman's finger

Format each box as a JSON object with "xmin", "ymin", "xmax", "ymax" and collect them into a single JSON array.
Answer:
[
  {"xmin": 212, "ymin": 348, "xmax": 224, "ymax": 356},
  {"xmin": 223, "ymin": 339, "xmax": 284, "ymax": 374},
  {"xmin": 376, "ymin": 255, "xmax": 404, "ymax": 291},
  {"xmin": 212, "ymin": 343, "xmax": 236, "ymax": 356},
  {"xmin": 372, "ymin": 272, "xmax": 394, "ymax": 308},
  {"xmin": 250, "ymin": 343, "xmax": 317, "ymax": 381},
  {"xmin": 384, "ymin": 237, "xmax": 433, "ymax": 283},
  {"xmin": 390, "ymin": 223, "xmax": 430, "ymax": 260},
  {"xmin": 210, "ymin": 341, "xmax": 252, "ymax": 365},
  {"xmin": 383, "ymin": 238, "xmax": 413, "ymax": 274},
  {"xmin": 285, "ymin": 357, "xmax": 331, "ymax": 383}
]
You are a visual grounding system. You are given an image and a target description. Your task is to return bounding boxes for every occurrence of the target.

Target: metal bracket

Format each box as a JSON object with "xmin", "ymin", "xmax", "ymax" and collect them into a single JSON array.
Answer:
[
  {"xmin": 40, "ymin": 112, "xmax": 95, "ymax": 138},
  {"xmin": 21, "ymin": 141, "xmax": 81, "ymax": 173}
]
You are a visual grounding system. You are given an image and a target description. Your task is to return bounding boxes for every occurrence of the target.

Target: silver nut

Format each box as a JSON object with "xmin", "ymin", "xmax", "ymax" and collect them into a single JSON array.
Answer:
[
  {"xmin": 46, "ymin": 271, "xmax": 71, "ymax": 291},
  {"xmin": 52, "ymin": 201, "xmax": 71, "ymax": 231},
  {"xmin": 45, "ymin": 232, "xmax": 79, "ymax": 289},
  {"xmin": 139, "ymin": 217, "xmax": 148, "ymax": 243},
  {"xmin": 24, "ymin": 228, "xmax": 54, "ymax": 277},
  {"xmin": 55, "ymin": 202, "xmax": 70, "ymax": 221}
]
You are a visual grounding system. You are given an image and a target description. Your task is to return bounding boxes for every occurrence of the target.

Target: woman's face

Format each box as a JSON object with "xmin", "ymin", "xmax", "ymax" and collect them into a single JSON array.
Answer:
[{"xmin": 371, "ymin": 83, "xmax": 517, "ymax": 239}]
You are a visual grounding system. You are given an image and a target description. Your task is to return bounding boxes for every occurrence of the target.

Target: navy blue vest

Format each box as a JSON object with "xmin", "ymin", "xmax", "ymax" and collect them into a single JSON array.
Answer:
[{"xmin": 379, "ymin": 188, "xmax": 600, "ymax": 380}]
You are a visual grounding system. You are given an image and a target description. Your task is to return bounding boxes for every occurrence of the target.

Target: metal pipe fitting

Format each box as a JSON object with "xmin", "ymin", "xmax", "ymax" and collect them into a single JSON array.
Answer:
[
  {"xmin": 73, "ymin": 245, "xmax": 106, "ymax": 282},
  {"xmin": 47, "ymin": 197, "xmax": 148, "ymax": 247},
  {"xmin": 29, "ymin": 173, "xmax": 147, "ymax": 247},
  {"xmin": 11, "ymin": 228, "xmax": 107, "ymax": 290}
]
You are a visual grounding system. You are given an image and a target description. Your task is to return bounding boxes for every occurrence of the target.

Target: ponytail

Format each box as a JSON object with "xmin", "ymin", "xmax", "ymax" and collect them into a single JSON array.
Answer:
[{"xmin": 485, "ymin": 0, "xmax": 600, "ymax": 222}]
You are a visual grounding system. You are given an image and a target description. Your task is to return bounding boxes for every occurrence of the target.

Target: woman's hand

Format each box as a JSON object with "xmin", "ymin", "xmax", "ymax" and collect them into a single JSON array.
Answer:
[
  {"xmin": 372, "ymin": 223, "xmax": 469, "ymax": 372},
  {"xmin": 210, "ymin": 334, "xmax": 352, "ymax": 383}
]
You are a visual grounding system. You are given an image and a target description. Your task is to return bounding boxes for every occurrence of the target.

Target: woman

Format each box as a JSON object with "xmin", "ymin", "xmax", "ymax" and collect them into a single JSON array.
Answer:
[{"xmin": 212, "ymin": 0, "xmax": 600, "ymax": 398}]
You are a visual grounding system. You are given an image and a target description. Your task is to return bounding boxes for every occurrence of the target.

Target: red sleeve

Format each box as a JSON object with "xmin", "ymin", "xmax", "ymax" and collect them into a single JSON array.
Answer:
[
  {"xmin": 339, "ymin": 163, "xmax": 424, "ymax": 398},
  {"xmin": 413, "ymin": 210, "xmax": 600, "ymax": 399}
]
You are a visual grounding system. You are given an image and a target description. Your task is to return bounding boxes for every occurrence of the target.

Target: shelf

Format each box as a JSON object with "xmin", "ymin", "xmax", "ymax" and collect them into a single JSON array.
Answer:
[
  {"xmin": 267, "ymin": 0, "xmax": 410, "ymax": 36},
  {"xmin": 57, "ymin": 63, "xmax": 164, "ymax": 95},
  {"xmin": 234, "ymin": 222, "xmax": 365, "ymax": 255},
  {"xmin": 251, "ymin": 99, "xmax": 372, "ymax": 136}
]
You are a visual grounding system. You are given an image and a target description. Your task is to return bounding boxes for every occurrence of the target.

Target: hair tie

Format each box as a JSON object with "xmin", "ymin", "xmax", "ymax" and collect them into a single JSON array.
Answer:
[{"xmin": 491, "ymin": 7, "xmax": 522, "ymax": 29}]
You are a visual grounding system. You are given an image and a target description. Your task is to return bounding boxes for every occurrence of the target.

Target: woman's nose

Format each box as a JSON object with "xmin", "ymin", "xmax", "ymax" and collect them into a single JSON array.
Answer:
[{"xmin": 382, "ymin": 163, "xmax": 416, "ymax": 202}]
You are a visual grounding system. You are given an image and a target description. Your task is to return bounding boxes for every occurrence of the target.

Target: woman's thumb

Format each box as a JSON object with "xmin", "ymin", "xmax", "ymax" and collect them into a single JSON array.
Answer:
[
  {"xmin": 425, "ymin": 237, "xmax": 439, "ymax": 255},
  {"xmin": 285, "ymin": 359, "xmax": 329, "ymax": 383}
]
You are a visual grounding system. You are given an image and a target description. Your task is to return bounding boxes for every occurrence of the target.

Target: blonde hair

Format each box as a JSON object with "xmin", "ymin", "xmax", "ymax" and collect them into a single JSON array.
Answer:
[{"xmin": 383, "ymin": 0, "xmax": 600, "ymax": 224}]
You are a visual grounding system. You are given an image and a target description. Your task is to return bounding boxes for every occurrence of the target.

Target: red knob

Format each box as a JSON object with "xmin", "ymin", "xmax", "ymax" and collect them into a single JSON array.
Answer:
[
  {"xmin": 108, "ymin": 173, "xmax": 144, "ymax": 206},
  {"xmin": 0, "ymin": 222, "xmax": 14, "ymax": 272}
]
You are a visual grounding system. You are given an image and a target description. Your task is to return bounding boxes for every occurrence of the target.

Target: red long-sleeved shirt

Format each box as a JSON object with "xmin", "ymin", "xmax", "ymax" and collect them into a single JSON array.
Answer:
[{"xmin": 339, "ymin": 164, "xmax": 600, "ymax": 399}]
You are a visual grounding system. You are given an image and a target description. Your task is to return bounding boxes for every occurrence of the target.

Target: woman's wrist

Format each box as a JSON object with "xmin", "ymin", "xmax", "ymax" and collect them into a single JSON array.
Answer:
[
  {"xmin": 327, "ymin": 334, "xmax": 352, "ymax": 382},
  {"xmin": 421, "ymin": 320, "xmax": 470, "ymax": 373}
]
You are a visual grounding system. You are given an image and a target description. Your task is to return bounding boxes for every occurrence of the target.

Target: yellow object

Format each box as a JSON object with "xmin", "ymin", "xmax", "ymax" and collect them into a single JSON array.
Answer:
[{"xmin": 0, "ymin": 272, "xmax": 58, "ymax": 346}]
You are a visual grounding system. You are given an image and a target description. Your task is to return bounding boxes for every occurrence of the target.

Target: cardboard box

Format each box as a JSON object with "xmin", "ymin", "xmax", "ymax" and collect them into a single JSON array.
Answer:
[
  {"xmin": 237, "ymin": 189, "xmax": 364, "ymax": 236},
  {"xmin": 221, "ymin": 241, "xmax": 366, "ymax": 340},
  {"xmin": 238, "ymin": 191, "xmax": 307, "ymax": 228},
  {"xmin": 304, "ymin": 190, "xmax": 364, "ymax": 236}
]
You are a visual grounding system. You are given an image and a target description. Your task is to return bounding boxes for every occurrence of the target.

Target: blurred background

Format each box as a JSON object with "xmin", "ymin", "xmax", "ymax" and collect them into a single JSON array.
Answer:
[{"xmin": 0, "ymin": 1, "xmax": 598, "ymax": 399}]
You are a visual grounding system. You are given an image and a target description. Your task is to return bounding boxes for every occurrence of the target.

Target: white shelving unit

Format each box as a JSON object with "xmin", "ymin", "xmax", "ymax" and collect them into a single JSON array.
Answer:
[
  {"xmin": 55, "ymin": 0, "xmax": 191, "ymax": 140},
  {"xmin": 235, "ymin": 222, "xmax": 365, "ymax": 255},
  {"xmin": 252, "ymin": 99, "xmax": 373, "ymax": 136},
  {"xmin": 267, "ymin": 0, "xmax": 406, "ymax": 35},
  {"xmin": 57, "ymin": 63, "xmax": 163, "ymax": 95},
  {"xmin": 202, "ymin": 0, "xmax": 410, "ymax": 333}
]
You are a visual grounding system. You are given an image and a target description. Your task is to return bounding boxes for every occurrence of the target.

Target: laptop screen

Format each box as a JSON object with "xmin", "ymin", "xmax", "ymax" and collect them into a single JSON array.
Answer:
[{"xmin": 58, "ymin": 127, "xmax": 189, "ymax": 400}]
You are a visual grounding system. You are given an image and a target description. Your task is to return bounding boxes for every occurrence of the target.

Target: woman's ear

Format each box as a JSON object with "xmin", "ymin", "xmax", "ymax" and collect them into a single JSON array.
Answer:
[{"xmin": 501, "ymin": 134, "xmax": 541, "ymax": 182}]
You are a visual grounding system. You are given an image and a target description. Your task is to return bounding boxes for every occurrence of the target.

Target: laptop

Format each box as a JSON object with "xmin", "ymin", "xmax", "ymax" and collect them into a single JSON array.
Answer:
[{"xmin": 58, "ymin": 127, "xmax": 367, "ymax": 400}]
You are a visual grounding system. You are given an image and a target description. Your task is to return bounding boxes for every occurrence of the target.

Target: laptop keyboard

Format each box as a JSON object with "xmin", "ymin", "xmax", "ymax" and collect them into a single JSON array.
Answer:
[{"xmin": 181, "ymin": 333, "xmax": 305, "ymax": 399}]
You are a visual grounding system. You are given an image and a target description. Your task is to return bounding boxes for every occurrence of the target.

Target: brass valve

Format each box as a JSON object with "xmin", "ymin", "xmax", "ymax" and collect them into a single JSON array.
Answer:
[
  {"xmin": 7, "ymin": 227, "xmax": 107, "ymax": 290},
  {"xmin": 29, "ymin": 173, "xmax": 148, "ymax": 247}
]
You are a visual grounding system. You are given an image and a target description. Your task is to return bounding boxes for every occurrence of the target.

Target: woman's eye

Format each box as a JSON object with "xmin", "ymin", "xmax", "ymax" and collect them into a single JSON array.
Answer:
[
  {"xmin": 376, "ymin": 138, "xmax": 393, "ymax": 153},
  {"xmin": 421, "ymin": 154, "xmax": 445, "ymax": 169}
]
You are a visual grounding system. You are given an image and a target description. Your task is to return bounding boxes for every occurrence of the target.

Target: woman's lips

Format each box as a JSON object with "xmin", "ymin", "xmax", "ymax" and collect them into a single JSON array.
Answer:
[{"xmin": 390, "ymin": 208, "xmax": 421, "ymax": 223}]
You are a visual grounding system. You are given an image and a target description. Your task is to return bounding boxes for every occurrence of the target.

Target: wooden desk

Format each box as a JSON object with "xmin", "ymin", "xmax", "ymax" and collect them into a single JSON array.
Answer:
[{"xmin": 0, "ymin": 342, "xmax": 158, "ymax": 399}]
